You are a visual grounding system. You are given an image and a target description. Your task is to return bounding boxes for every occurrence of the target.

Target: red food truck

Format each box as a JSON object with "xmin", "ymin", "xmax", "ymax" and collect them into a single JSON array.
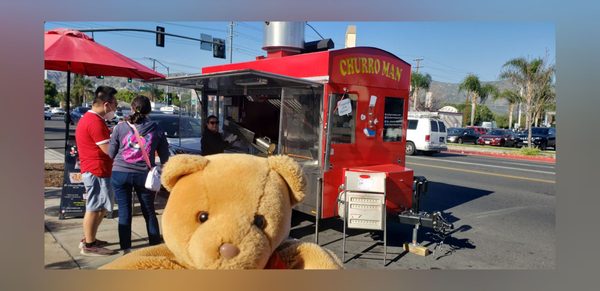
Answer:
[{"xmin": 151, "ymin": 22, "xmax": 451, "ymax": 250}]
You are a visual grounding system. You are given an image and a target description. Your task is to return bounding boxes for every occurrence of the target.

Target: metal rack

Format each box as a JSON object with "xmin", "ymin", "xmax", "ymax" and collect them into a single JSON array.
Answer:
[{"xmin": 341, "ymin": 171, "xmax": 388, "ymax": 265}]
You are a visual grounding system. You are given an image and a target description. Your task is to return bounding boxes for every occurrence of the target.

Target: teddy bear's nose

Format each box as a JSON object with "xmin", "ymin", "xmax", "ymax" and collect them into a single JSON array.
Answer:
[{"xmin": 219, "ymin": 243, "xmax": 240, "ymax": 259}]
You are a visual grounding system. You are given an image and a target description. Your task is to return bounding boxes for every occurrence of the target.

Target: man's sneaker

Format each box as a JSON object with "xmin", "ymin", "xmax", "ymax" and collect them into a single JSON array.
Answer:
[
  {"xmin": 78, "ymin": 238, "xmax": 108, "ymax": 249},
  {"xmin": 80, "ymin": 245, "xmax": 115, "ymax": 257}
]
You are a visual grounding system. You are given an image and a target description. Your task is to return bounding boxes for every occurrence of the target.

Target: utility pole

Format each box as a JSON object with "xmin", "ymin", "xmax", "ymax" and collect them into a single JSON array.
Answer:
[
  {"xmin": 147, "ymin": 57, "xmax": 170, "ymax": 103},
  {"xmin": 412, "ymin": 57, "xmax": 423, "ymax": 111},
  {"xmin": 229, "ymin": 22, "xmax": 234, "ymax": 64}
]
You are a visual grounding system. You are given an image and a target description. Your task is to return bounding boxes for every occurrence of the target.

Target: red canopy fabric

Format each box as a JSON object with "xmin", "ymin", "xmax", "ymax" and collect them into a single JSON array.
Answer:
[{"xmin": 44, "ymin": 28, "xmax": 165, "ymax": 80}]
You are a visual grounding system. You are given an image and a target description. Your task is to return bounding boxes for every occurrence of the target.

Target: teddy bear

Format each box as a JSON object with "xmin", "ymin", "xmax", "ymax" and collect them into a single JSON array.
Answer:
[{"xmin": 100, "ymin": 153, "xmax": 343, "ymax": 270}]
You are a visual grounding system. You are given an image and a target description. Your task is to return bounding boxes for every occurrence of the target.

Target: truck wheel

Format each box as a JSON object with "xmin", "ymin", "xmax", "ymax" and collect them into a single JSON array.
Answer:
[
  {"xmin": 406, "ymin": 141, "xmax": 416, "ymax": 156},
  {"xmin": 539, "ymin": 141, "xmax": 547, "ymax": 151},
  {"xmin": 457, "ymin": 137, "xmax": 463, "ymax": 144}
]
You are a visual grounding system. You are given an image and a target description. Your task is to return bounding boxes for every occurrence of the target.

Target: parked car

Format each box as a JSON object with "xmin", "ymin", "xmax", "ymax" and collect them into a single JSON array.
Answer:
[
  {"xmin": 517, "ymin": 127, "xmax": 556, "ymax": 150},
  {"xmin": 44, "ymin": 107, "xmax": 53, "ymax": 120},
  {"xmin": 50, "ymin": 107, "xmax": 66, "ymax": 117},
  {"xmin": 466, "ymin": 125, "xmax": 489, "ymax": 135},
  {"xmin": 477, "ymin": 129, "xmax": 522, "ymax": 147},
  {"xmin": 406, "ymin": 117, "xmax": 448, "ymax": 155},
  {"xmin": 70, "ymin": 106, "xmax": 90, "ymax": 125},
  {"xmin": 447, "ymin": 127, "xmax": 479, "ymax": 144},
  {"xmin": 149, "ymin": 113, "xmax": 203, "ymax": 155},
  {"xmin": 104, "ymin": 108, "xmax": 125, "ymax": 127}
]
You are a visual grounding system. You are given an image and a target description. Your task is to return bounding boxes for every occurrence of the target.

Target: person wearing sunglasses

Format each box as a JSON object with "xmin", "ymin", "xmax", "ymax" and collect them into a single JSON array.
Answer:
[{"xmin": 201, "ymin": 115, "xmax": 236, "ymax": 155}]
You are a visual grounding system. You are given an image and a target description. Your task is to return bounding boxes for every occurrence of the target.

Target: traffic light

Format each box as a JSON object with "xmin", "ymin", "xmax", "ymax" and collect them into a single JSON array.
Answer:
[
  {"xmin": 166, "ymin": 93, "xmax": 173, "ymax": 105},
  {"xmin": 96, "ymin": 76, "xmax": 104, "ymax": 79},
  {"xmin": 156, "ymin": 26, "xmax": 165, "ymax": 47},
  {"xmin": 127, "ymin": 78, "xmax": 132, "ymax": 83},
  {"xmin": 213, "ymin": 38, "xmax": 226, "ymax": 59}
]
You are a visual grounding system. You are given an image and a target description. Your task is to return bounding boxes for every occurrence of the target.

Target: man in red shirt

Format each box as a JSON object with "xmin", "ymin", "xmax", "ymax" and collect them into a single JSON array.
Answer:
[{"xmin": 75, "ymin": 86, "xmax": 118, "ymax": 256}]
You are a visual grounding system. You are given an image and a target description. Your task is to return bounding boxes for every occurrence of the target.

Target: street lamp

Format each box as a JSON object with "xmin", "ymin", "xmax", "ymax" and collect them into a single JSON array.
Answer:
[{"xmin": 145, "ymin": 57, "xmax": 170, "ymax": 102}]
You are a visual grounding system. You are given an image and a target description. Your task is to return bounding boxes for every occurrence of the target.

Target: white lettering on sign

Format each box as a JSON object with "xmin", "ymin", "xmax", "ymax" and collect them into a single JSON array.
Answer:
[{"xmin": 338, "ymin": 98, "xmax": 352, "ymax": 116}]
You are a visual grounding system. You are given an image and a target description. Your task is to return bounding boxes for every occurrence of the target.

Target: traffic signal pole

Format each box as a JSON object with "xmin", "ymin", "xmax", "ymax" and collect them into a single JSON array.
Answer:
[{"xmin": 77, "ymin": 27, "xmax": 226, "ymax": 58}]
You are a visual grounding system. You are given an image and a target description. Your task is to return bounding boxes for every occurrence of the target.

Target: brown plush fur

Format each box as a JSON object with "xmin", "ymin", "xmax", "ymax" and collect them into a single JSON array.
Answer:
[{"xmin": 101, "ymin": 154, "xmax": 342, "ymax": 270}]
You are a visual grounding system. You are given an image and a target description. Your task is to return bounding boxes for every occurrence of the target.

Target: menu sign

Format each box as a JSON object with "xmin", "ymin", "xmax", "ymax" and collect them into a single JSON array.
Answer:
[
  {"xmin": 383, "ymin": 97, "xmax": 404, "ymax": 142},
  {"xmin": 58, "ymin": 145, "xmax": 86, "ymax": 219}
]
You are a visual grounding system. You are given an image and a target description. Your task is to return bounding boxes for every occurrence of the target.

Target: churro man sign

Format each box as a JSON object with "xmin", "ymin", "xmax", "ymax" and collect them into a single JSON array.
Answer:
[{"xmin": 329, "ymin": 47, "xmax": 411, "ymax": 89}]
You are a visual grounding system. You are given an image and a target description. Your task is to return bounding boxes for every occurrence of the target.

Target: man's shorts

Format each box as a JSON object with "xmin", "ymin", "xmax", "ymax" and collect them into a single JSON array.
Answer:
[{"xmin": 82, "ymin": 172, "xmax": 114, "ymax": 212}]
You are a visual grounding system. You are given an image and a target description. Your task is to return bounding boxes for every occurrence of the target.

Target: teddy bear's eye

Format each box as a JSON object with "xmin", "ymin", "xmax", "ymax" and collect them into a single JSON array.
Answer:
[
  {"xmin": 253, "ymin": 215, "xmax": 267, "ymax": 229},
  {"xmin": 197, "ymin": 211, "xmax": 209, "ymax": 223}
]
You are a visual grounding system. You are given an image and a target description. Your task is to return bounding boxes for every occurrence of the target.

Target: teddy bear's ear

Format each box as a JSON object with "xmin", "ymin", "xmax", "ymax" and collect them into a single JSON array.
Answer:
[
  {"xmin": 267, "ymin": 155, "xmax": 305, "ymax": 206},
  {"xmin": 161, "ymin": 154, "xmax": 209, "ymax": 191}
]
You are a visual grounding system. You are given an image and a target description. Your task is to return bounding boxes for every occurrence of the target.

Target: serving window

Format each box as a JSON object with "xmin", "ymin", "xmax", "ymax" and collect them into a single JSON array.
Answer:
[{"xmin": 330, "ymin": 93, "xmax": 358, "ymax": 144}]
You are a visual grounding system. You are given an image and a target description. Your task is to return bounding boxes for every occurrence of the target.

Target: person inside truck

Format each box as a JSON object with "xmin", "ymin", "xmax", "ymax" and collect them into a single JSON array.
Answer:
[{"xmin": 201, "ymin": 115, "xmax": 236, "ymax": 155}]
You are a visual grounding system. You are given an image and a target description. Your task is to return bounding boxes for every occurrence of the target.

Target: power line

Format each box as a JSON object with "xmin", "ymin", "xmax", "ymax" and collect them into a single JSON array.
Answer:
[
  {"xmin": 237, "ymin": 22, "xmax": 263, "ymax": 32},
  {"xmin": 413, "ymin": 57, "xmax": 423, "ymax": 73},
  {"xmin": 306, "ymin": 22, "xmax": 325, "ymax": 40},
  {"xmin": 157, "ymin": 21, "xmax": 227, "ymax": 33}
]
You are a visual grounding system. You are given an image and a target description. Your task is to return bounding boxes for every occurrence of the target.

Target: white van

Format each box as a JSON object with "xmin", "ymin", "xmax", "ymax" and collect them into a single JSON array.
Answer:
[{"xmin": 406, "ymin": 116, "xmax": 448, "ymax": 155}]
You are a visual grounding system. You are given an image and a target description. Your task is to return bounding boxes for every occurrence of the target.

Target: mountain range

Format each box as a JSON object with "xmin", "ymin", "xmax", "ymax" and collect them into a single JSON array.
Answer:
[{"xmin": 46, "ymin": 71, "xmax": 515, "ymax": 115}]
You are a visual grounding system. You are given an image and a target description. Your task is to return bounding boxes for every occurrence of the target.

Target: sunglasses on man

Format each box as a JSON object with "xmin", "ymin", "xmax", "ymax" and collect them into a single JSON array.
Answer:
[{"xmin": 208, "ymin": 121, "xmax": 219, "ymax": 125}]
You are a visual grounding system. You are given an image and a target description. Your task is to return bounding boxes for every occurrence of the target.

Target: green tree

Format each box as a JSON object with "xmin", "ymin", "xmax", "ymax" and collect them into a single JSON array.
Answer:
[
  {"xmin": 56, "ymin": 92, "xmax": 66, "ymax": 107},
  {"xmin": 492, "ymin": 89, "xmax": 522, "ymax": 129},
  {"xmin": 479, "ymin": 83, "xmax": 498, "ymax": 104},
  {"xmin": 494, "ymin": 114, "xmax": 509, "ymax": 128},
  {"xmin": 500, "ymin": 57, "xmax": 554, "ymax": 147},
  {"xmin": 532, "ymin": 79, "xmax": 555, "ymax": 127},
  {"xmin": 71, "ymin": 74, "xmax": 95, "ymax": 106},
  {"xmin": 44, "ymin": 80, "xmax": 59, "ymax": 107},
  {"xmin": 458, "ymin": 74, "xmax": 481, "ymax": 126},
  {"xmin": 410, "ymin": 71, "xmax": 432, "ymax": 111},
  {"xmin": 456, "ymin": 103, "xmax": 494, "ymax": 126},
  {"xmin": 172, "ymin": 94, "xmax": 181, "ymax": 107},
  {"xmin": 116, "ymin": 90, "xmax": 137, "ymax": 104},
  {"xmin": 142, "ymin": 86, "xmax": 164, "ymax": 102}
]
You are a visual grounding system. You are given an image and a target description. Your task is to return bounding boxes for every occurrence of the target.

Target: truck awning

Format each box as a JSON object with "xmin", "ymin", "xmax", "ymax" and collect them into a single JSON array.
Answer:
[{"xmin": 145, "ymin": 69, "xmax": 322, "ymax": 91}]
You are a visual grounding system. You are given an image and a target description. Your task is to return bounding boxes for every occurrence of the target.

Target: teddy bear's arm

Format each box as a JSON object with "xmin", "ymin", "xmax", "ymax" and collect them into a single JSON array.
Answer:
[
  {"xmin": 100, "ymin": 244, "xmax": 187, "ymax": 270},
  {"xmin": 276, "ymin": 240, "xmax": 344, "ymax": 269}
]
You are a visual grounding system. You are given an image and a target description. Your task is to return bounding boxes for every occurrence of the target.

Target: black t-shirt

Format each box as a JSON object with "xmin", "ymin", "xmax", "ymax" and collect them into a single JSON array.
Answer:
[{"xmin": 201, "ymin": 129, "xmax": 227, "ymax": 156}]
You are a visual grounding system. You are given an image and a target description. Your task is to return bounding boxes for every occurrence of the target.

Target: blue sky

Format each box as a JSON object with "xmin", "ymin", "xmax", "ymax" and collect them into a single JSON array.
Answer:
[{"xmin": 44, "ymin": 21, "xmax": 554, "ymax": 84}]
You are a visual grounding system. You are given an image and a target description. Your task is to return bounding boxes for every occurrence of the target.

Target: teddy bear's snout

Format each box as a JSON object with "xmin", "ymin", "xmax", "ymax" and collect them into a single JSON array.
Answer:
[{"xmin": 219, "ymin": 243, "xmax": 240, "ymax": 259}]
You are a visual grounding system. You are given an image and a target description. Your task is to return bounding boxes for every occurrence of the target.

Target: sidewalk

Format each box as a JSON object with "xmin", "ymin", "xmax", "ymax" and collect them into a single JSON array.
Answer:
[
  {"xmin": 44, "ymin": 147, "xmax": 65, "ymax": 164},
  {"xmin": 44, "ymin": 187, "xmax": 169, "ymax": 269},
  {"xmin": 44, "ymin": 147, "xmax": 169, "ymax": 269}
]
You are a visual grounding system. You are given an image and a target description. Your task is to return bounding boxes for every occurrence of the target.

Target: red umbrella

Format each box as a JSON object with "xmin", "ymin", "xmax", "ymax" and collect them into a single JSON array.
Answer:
[
  {"xmin": 44, "ymin": 28, "xmax": 165, "ymax": 150},
  {"xmin": 45, "ymin": 28, "xmax": 165, "ymax": 79}
]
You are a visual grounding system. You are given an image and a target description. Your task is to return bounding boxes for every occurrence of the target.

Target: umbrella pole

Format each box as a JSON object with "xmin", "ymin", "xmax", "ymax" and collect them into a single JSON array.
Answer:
[{"xmin": 64, "ymin": 69, "xmax": 71, "ymax": 152}]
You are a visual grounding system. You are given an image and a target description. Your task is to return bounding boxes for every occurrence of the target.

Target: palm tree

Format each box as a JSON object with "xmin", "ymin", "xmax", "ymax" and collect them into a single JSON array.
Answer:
[
  {"xmin": 500, "ymin": 57, "xmax": 554, "ymax": 147},
  {"xmin": 532, "ymin": 81, "xmax": 555, "ymax": 127},
  {"xmin": 479, "ymin": 83, "xmax": 498, "ymax": 105},
  {"xmin": 71, "ymin": 74, "xmax": 94, "ymax": 107},
  {"xmin": 458, "ymin": 74, "xmax": 481, "ymax": 126},
  {"xmin": 493, "ymin": 89, "xmax": 522, "ymax": 129},
  {"xmin": 410, "ymin": 72, "xmax": 432, "ymax": 111}
]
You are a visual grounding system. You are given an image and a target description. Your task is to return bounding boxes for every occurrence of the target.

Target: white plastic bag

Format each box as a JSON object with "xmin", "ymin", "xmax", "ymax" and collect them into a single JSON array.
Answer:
[{"xmin": 145, "ymin": 166, "xmax": 161, "ymax": 192}]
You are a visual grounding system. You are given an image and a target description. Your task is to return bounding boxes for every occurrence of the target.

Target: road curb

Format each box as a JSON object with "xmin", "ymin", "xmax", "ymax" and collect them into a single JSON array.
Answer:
[{"xmin": 445, "ymin": 148, "xmax": 556, "ymax": 163}]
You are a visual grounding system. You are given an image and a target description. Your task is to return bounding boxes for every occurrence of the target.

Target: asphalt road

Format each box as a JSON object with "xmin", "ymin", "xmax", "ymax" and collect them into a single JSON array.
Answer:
[
  {"xmin": 288, "ymin": 153, "xmax": 555, "ymax": 269},
  {"xmin": 45, "ymin": 119, "xmax": 555, "ymax": 269},
  {"xmin": 44, "ymin": 116, "xmax": 74, "ymax": 151}
]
